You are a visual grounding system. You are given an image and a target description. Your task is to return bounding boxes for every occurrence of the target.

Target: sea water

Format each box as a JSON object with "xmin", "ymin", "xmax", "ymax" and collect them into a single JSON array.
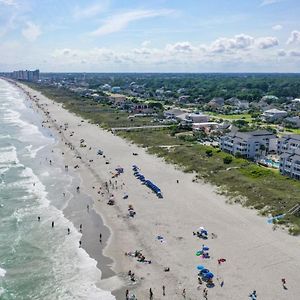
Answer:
[{"xmin": 0, "ymin": 79, "xmax": 115, "ymax": 300}]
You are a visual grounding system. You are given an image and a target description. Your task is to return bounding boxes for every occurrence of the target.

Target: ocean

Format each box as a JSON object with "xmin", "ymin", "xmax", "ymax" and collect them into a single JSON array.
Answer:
[{"xmin": 0, "ymin": 79, "xmax": 115, "ymax": 300}]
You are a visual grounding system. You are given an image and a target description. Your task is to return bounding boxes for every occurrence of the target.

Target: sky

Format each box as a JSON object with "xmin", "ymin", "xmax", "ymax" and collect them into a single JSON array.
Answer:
[{"xmin": 0, "ymin": 0, "xmax": 300, "ymax": 72}]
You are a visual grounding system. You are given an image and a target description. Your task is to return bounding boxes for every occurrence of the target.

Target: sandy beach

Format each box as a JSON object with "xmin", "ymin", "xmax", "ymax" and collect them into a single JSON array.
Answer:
[{"xmin": 14, "ymin": 80, "xmax": 300, "ymax": 299}]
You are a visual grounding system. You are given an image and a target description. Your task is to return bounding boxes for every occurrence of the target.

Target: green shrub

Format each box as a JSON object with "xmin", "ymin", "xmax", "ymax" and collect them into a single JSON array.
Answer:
[
  {"xmin": 223, "ymin": 156, "xmax": 233, "ymax": 164},
  {"xmin": 206, "ymin": 149, "xmax": 213, "ymax": 157}
]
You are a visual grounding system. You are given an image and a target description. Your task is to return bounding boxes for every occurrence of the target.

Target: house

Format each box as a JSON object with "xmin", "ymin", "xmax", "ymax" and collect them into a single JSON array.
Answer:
[
  {"xmin": 261, "ymin": 95, "xmax": 279, "ymax": 102},
  {"xmin": 225, "ymin": 97, "xmax": 249, "ymax": 110},
  {"xmin": 262, "ymin": 108, "xmax": 288, "ymax": 122},
  {"xmin": 207, "ymin": 97, "xmax": 224, "ymax": 109},
  {"xmin": 279, "ymin": 149, "xmax": 300, "ymax": 180},
  {"xmin": 278, "ymin": 134, "xmax": 300, "ymax": 179},
  {"xmin": 178, "ymin": 95, "xmax": 190, "ymax": 103},
  {"xmin": 284, "ymin": 116, "xmax": 300, "ymax": 128},
  {"xmin": 109, "ymin": 94, "xmax": 127, "ymax": 105},
  {"xmin": 102, "ymin": 84, "xmax": 111, "ymax": 91},
  {"xmin": 111, "ymin": 86, "xmax": 121, "ymax": 93},
  {"xmin": 176, "ymin": 112, "xmax": 210, "ymax": 124},
  {"xmin": 163, "ymin": 108, "xmax": 186, "ymax": 119},
  {"xmin": 192, "ymin": 122, "xmax": 219, "ymax": 132},
  {"xmin": 220, "ymin": 129, "xmax": 276, "ymax": 159},
  {"xmin": 132, "ymin": 103, "xmax": 153, "ymax": 114},
  {"xmin": 186, "ymin": 113, "xmax": 210, "ymax": 123},
  {"xmin": 277, "ymin": 134, "xmax": 300, "ymax": 154}
]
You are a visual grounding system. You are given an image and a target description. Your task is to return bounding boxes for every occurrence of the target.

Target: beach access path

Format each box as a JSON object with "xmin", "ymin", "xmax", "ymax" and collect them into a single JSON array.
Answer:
[{"xmin": 20, "ymin": 82, "xmax": 300, "ymax": 300}]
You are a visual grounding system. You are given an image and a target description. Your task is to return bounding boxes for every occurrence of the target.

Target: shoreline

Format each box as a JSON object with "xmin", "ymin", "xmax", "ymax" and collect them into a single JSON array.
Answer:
[
  {"xmin": 13, "ymin": 80, "xmax": 122, "ymax": 295},
  {"xmin": 11, "ymin": 79, "xmax": 300, "ymax": 299}
]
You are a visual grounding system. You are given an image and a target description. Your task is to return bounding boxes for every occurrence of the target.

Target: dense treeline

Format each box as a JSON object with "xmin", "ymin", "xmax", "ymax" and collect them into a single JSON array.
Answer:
[{"xmin": 41, "ymin": 73, "xmax": 300, "ymax": 102}]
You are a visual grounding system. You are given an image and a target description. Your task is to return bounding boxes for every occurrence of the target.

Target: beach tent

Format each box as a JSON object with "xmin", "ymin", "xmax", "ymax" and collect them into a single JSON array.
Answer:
[{"xmin": 202, "ymin": 246, "xmax": 209, "ymax": 251}]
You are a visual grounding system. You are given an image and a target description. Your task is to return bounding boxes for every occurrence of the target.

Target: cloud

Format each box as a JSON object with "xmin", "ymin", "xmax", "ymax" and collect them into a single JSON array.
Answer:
[
  {"xmin": 166, "ymin": 42, "xmax": 194, "ymax": 53},
  {"xmin": 90, "ymin": 9, "xmax": 175, "ymax": 36},
  {"xmin": 287, "ymin": 30, "xmax": 300, "ymax": 44},
  {"xmin": 260, "ymin": 0, "xmax": 283, "ymax": 6},
  {"xmin": 256, "ymin": 37, "xmax": 279, "ymax": 49},
  {"xmin": 277, "ymin": 49, "xmax": 286, "ymax": 56},
  {"xmin": 141, "ymin": 40, "xmax": 151, "ymax": 47},
  {"xmin": 22, "ymin": 21, "xmax": 41, "ymax": 42},
  {"xmin": 73, "ymin": 2, "xmax": 109, "ymax": 20},
  {"xmin": 209, "ymin": 34, "xmax": 254, "ymax": 53},
  {"xmin": 0, "ymin": 0, "xmax": 17, "ymax": 6},
  {"xmin": 272, "ymin": 24, "xmax": 282, "ymax": 31},
  {"xmin": 0, "ymin": 14, "xmax": 17, "ymax": 37},
  {"xmin": 289, "ymin": 50, "xmax": 300, "ymax": 57}
]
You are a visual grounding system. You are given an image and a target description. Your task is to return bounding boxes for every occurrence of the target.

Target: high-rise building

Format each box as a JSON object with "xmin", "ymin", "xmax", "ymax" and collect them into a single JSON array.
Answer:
[{"xmin": 11, "ymin": 69, "xmax": 40, "ymax": 82}]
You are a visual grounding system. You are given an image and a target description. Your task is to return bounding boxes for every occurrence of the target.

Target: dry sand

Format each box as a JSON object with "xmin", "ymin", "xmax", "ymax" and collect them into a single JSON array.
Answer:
[{"xmin": 17, "ymin": 81, "xmax": 300, "ymax": 300}]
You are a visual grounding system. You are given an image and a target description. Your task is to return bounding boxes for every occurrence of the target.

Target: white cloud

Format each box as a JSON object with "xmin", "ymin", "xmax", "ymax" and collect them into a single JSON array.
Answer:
[
  {"xmin": 256, "ymin": 37, "xmax": 279, "ymax": 49},
  {"xmin": 0, "ymin": 14, "xmax": 17, "ymax": 37},
  {"xmin": 73, "ymin": 2, "xmax": 109, "ymax": 20},
  {"xmin": 277, "ymin": 49, "xmax": 286, "ymax": 56},
  {"xmin": 141, "ymin": 40, "xmax": 151, "ymax": 47},
  {"xmin": 209, "ymin": 34, "xmax": 254, "ymax": 53},
  {"xmin": 0, "ymin": 0, "xmax": 17, "ymax": 6},
  {"xmin": 287, "ymin": 30, "xmax": 300, "ymax": 44},
  {"xmin": 272, "ymin": 24, "xmax": 282, "ymax": 31},
  {"xmin": 22, "ymin": 21, "xmax": 41, "ymax": 42},
  {"xmin": 48, "ymin": 31, "xmax": 300, "ymax": 72},
  {"xmin": 166, "ymin": 42, "xmax": 194, "ymax": 53},
  {"xmin": 289, "ymin": 50, "xmax": 300, "ymax": 57},
  {"xmin": 260, "ymin": 0, "xmax": 283, "ymax": 6},
  {"xmin": 90, "ymin": 9, "xmax": 175, "ymax": 36}
]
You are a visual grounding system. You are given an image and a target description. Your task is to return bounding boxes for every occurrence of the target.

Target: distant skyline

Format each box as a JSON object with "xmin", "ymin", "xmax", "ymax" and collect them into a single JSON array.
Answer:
[{"xmin": 0, "ymin": 0, "xmax": 300, "ymax": 72}]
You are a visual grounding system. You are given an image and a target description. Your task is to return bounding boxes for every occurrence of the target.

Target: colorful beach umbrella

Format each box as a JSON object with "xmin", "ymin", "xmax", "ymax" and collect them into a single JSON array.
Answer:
[{"xmin": 196, "ymin": 265, "xmax": 205, "ymax": 270}]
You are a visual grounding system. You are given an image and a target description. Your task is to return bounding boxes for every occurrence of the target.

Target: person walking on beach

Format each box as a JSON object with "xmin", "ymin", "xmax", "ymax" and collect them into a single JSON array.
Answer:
[
  {"xmin": 99, "ymin": 233, "xmax": 102, "ymax": 243},
  {"xmin": 162, "ymin": 285, "xmax": 165, "ymax": 296},
  {"xmin": 182, "ymin": 288, "xmax": 186, "ymax": 298},
  {"xmin": 67, "ymin": 228, "xmax": 70, "ymax": 235},
  {"xmin": 149, "ymin": 288, "xmax": 153, "ymax": 300},
  {"xmin": 51, "ymin": 221, "xmax": 54, "ymax": 228},
  {"xmin": 79, "ymin": 224, "xmax": 82, "ymax": 232},
  {"xmin": 87, "ymin": 204, "xmax": 89, "ymax": 212},
  {"xmin": 79, "ymin": 240, "xmax": 82, "ymax": 247},
  {"xmin": 249, "ymin": 290, "xmax": 257, "ymax": 300},
  {"xmin": 282, "ymin": 278, "xmax": 287, "ymax": 289},
  {"xmin": 125, "ymin": 289, "xmax": 129, "ymax": 300},
  {"xmin": 203, "ymin": 288, "xmax": 208, "ymax": 300},
  {"xmin": 38, "ymin": 216, "xmax": 40, "ymax": 222}
]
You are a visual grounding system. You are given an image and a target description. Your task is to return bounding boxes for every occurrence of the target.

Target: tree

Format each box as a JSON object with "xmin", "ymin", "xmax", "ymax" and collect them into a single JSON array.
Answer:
[
  {"xmin": 235, "ymin": 152, "xmax": 243, "ymax": 158},
  {"xmin": 206, "ymin": 149, "xmax": 213, "ymax": 157},
  {"xmin": 223, "ymin": 156, "xmax": 233, "ymax": 164}
]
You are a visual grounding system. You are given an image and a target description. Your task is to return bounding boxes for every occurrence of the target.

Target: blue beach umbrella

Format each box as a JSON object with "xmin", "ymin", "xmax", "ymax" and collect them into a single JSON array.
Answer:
[
  {"xmin": 200, "ymin": 268, "xmax": 210, "ymax": 275},
  {"xmin": 197, "ymin": 265, "xmax": 205, "ymax": 270},
  {"xmin": 202, "ymin": 246, "xmax": 209, "ymax": 251},
  {"xmin": 203, "ymin": 272, "xmax": 214, "ymax": 279}
]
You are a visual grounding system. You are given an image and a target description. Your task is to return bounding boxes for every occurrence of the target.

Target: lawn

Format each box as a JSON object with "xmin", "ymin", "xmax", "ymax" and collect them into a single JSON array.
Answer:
[{"xmin": 207, "ymin": 113, "xmax": 253, "ymax": 122}]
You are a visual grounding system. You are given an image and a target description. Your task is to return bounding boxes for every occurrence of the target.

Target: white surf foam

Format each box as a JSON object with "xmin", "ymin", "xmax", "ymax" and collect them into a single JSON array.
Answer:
[
  {"xmin": 0, "ymin": 288, "xmax": 5, "ymax": 297},
  {"xmin": 0, "ymin": 145, "xmax": 19, "ymax": 165},
  {"xmin": 0, "ymin": 267, "xmax": 6, "ymax": 277}
]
